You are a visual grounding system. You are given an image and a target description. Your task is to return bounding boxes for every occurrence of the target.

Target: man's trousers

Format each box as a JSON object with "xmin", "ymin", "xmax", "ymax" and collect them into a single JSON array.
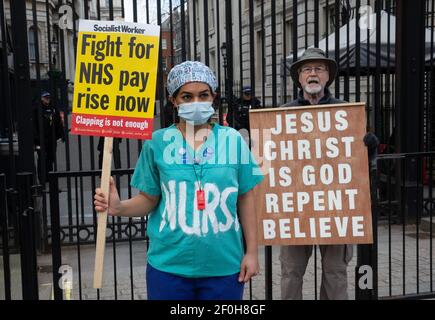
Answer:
[{"xmin": 280, "ymin": 244, "xmax": 353, "ymax": 300}]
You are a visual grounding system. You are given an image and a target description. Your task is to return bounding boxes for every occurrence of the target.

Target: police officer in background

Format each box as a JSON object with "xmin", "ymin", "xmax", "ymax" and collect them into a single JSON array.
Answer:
[
  {"xmin": 228, "ymin": 85, "xmax": 262, "ymax": 131},
  {"xmin": 33, "ymin": 91, "xmax": 65, "ymax": 183}
]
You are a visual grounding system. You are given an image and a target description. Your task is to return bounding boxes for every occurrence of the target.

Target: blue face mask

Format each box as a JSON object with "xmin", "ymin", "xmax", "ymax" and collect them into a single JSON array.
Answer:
[{"xmin": 177, "ymin": 101, "xmax": 215, "ymax": 125}]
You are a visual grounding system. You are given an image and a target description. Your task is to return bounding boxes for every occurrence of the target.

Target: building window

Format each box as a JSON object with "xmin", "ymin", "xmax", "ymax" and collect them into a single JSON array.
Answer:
[
  {"xmin": 195, "ymin": 0, "xmax": 200, "ymax": 41},
  {"xmin": 28, "ymin": 26, "xmax": 37, "ymax": 61},
  {"xmin": 323, "ymin": 3, "xmax": 353, "ymax": 36},
  {"xmin": 256, "ymin": 30, "xmax": 263, "ymax": 83},
  {"xmin": 209, "ymin": 0, "xmax": 215, "ymax": 30},
  {"xmin": 323, "ymin": 5, "xmax": 336, "ymax": 35},
  {"xmin": 285, "ymin": 20, "xmax": 292, "ymax": 56},
  {"xmin": 162, "ymin": 38, "xmax": 167, "ymax": 50},
  {"xmin": 241, "ymin": 0, "xmax": 261, "ymax": 10},
  {"xmin": 209, "ymin": 50, "xmax": 216, "ymax": 72},
  {"xmin": 6, "ymin": 24, "xmax": 13, "ymax": 53}
]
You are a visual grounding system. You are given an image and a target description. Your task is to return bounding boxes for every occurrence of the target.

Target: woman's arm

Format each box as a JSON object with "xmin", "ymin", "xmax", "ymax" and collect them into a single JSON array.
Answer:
[
  {"xmin": 94, "ymin": 177, "xmax": 160, "ymax": 218},
  {"xmin": 117, "ymin": 192, "xmax": 160, "ymax": 217},
  {"xmin": 237, "ymin": 188, "xmax": 260, "ymax": 282}
]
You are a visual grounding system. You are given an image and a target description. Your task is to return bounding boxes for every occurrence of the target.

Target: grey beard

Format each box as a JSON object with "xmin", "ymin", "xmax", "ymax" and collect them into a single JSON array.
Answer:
[{"xmin": 304, "ymin": 84, "xmax": 323, "ymax": 95}]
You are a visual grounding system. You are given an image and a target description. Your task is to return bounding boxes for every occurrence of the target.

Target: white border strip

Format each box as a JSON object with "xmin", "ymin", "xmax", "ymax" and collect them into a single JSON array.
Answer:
[
  {"xmin": 79, "ymin": 19, "xmax": 160, "ymax": 36},
  {"xmin": 249, "ymin": 102, "xmax": 366, "ymax": 113}
]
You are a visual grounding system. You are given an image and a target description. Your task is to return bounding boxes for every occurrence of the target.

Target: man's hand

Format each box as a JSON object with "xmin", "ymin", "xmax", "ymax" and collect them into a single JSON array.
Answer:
[{"xmin": 363, "ymin": 132, "xmax": 379, "ymax": 161}]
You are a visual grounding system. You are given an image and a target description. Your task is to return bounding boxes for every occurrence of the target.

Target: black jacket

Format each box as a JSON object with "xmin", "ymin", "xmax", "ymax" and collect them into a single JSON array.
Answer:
[
  {"xmin": 33, "ymin": 102, "xmax": 64, "ymax": 148},
  {"xmin": 228, "ymin": 96, "xmax": 262, "ymax": 130},
  {"xmin": 282, "ymin": 88, "xmax": 346, "ymax": 107}
]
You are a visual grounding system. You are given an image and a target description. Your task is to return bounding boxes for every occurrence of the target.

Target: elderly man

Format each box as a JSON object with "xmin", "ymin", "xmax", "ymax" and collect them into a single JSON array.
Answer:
[{"xmin": 280, "ymin": 48, "xmax": 378, "ymax": 300}]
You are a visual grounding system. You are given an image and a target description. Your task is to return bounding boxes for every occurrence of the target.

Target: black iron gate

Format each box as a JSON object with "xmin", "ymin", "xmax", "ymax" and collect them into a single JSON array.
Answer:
[{"xmin": 1, "ymin": 0, "xmax": 435, "ymax": 300}]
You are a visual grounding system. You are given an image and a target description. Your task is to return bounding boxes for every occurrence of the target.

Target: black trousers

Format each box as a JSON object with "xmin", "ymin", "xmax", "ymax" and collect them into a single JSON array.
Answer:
[
  {"xmin": 98, "ymin": 138, "xmax": 121, "ymax": 169},
  {"xmin": 36, "ymin": 146, "xmax": 56, "ymax": 183}
]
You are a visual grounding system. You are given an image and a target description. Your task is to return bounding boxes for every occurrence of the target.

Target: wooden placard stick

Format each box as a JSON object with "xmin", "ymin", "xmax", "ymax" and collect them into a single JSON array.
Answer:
[{"xmin": 93, "ymin": 137, "xmax": 113, "ymax": 289}]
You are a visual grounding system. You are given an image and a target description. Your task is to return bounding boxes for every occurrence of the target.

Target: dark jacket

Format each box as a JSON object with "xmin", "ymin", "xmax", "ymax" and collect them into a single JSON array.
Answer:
[
  {"xmin": 282, "ymin": 88, "xmax": 346, "ymax": 107},
  {"xmin": 33, "ymin": 101, "xmax": 64, "ymax": 149},
  {"xmin": 163, "ymin": 100, "xmax": 179, "ymax": 128},
  {"xmin": 228, "ymin": 96, "xmax": 262, "ymax": 131}
]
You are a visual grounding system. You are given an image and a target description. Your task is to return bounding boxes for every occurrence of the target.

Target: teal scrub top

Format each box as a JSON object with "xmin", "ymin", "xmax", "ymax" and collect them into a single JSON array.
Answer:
[{"xmin": 131, "ymin": 123, "xmax": 264, "ymax": 277}]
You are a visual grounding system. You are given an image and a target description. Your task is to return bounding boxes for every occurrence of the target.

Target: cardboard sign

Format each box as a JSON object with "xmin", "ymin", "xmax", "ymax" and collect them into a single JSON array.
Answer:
[
  {"xmin": 250, "ymin": 103, "xmax": 373, "ymax": 245},
  {"xmin": 71, "ymin": 20, "xmax": 160, "ymax": 140}
]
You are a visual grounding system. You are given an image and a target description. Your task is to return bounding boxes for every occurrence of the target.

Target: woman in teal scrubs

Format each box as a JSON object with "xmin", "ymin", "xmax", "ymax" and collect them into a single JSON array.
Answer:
[{"xmin": 94, "ymin": 61, "xmax": 264, "ymax": 300}]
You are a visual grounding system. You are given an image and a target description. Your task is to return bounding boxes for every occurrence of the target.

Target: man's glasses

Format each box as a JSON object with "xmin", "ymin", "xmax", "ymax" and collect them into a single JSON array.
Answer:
[{"xmin": 300, "ymin": 66, "xmax": 328, "ymax": 74}]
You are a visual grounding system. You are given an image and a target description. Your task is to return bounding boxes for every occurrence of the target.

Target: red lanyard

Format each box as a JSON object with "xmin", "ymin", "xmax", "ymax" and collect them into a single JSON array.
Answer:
[
  {"xmin": 176, "ymin": 124, "xmax": 208, "ymax": 210},
  {"xmin": 192, "ymin": 163, "xmax": 205, "ymax": 210}
]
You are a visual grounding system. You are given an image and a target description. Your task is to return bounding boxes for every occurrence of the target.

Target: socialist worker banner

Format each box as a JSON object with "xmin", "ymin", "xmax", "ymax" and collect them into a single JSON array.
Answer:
[
  {"xmin": 250, "ymin": 102, "xmax": 373, "ymax": 245},
  {"xmin": 71, "ymin": 20, "xmax": 160, "ymax": 140}
]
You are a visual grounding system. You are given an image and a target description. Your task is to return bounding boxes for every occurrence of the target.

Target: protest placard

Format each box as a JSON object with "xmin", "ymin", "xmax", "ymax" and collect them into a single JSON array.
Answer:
[
  {"xmin": 71, "ymin": 19, "xmax": 160, "ymax": 288},
  {"xmin": 71, "ymin": 19, "xmax": 160, "ymax": 139},
  {"xmin": 250, "ymin": 103, "xmax": 373, "ymax": 245}
]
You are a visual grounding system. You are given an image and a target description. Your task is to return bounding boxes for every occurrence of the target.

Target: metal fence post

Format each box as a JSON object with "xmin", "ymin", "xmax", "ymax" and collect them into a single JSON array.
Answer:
[
  {"xmin": 6, "ymin": 187, "xmax": 18, "ymax": 250},
  {"xmin": 31, "ymin": 183, "xmax": 46, "ymax": 253},
  {"xmin": 355, "ymin": 161, "xmax": 378, "ymax": 300},
  {"xmin": 396, "ymin": 0, "xmax": 425, "ymax": 223},
  {"xmin": 17, "ymin": 172, "xmax": 39, "ymax": 300},
  {"xmin": 264, "ymin": 247, "xmax": 273, "ymax": 300},
  {"xmin": 49, "ymin": 172, "xmax": 63, "ymax": 300},
  {"xmin": 224, "ymin": 0, "xmax": 234, "ymax": 106},
  {"xmin": 10, "ymin": 0, "xmax": 35, "ymax": 174},
  {"xmin": 0, "ymin": 174, "xmax": 11, "ymax": 300}
]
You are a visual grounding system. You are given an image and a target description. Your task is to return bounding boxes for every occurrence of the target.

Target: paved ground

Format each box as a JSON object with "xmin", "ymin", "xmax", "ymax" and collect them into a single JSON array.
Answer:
[{"xmin": 1, "ymin": 222, "xmax": 434, "ymax": 300}]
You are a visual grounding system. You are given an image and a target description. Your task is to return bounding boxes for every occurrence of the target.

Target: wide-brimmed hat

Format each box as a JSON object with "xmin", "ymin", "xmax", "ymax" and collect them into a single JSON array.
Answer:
[{"xmin": 290, "ymin": 48, "xmax": 337, "ymax": 88}]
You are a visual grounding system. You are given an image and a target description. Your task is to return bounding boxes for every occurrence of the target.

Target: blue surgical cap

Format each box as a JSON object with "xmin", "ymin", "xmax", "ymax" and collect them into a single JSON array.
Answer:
[{"xmin": 166, "ymin": 61, "xmax": 218, "ymax": 96}]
